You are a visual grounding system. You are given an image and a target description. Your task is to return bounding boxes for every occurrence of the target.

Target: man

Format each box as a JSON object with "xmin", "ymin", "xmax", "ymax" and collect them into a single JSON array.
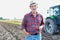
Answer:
[{"xmin": 22, "ymin": 1, "xmax": 44, "ymax": 40}]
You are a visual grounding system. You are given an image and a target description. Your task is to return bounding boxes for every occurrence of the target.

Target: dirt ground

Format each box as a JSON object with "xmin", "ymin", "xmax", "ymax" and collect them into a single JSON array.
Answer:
[{"xmin": 0, "ymin": 22, "xmax": 60, "ymax": 40}]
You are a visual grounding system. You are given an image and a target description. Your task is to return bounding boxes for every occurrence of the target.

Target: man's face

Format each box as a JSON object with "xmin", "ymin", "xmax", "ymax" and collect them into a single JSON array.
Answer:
[{"xmin": 30, "ymin": 5, "xmax": 38, "ymax": 12}]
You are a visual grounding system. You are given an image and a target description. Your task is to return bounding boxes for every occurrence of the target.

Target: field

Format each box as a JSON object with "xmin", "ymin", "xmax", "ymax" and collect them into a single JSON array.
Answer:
[
  {"xmin": 0, "ymin": 20, "xmax": 60, "ymax": 40},
  {"xmin": 0, "ymin": 20, "xmax": 22, "ymax": 25}
]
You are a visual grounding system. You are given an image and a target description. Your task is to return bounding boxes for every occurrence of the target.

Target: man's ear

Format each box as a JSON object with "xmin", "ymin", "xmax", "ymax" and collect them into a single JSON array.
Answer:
[{"xmin": 29, "ymin": 6, "xmax": 31, "ymax": 9}]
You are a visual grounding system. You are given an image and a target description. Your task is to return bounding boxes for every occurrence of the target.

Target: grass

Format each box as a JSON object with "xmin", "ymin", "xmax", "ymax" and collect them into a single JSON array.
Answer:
[{"xmin": 0, "ymin": 19, "xmax": 22, "ymax": 25}]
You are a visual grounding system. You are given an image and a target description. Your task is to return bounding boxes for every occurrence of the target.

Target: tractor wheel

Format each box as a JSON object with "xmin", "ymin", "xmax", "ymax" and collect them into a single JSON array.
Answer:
[{"xmin": 44, "ymin": 19, "xmax": 57, "ymax": 35}]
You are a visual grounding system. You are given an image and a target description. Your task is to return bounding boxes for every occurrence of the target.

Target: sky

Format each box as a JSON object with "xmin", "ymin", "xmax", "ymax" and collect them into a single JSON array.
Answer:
[{"xmin": 0, "ymin": 0, "xmax": 60, "ymax": 19}]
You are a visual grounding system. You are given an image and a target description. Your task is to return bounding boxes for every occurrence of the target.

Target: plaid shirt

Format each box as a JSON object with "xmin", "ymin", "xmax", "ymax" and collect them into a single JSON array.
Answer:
[{"xmin": 22, "ymin": 12, "xmax": 44, "ymax": 34}]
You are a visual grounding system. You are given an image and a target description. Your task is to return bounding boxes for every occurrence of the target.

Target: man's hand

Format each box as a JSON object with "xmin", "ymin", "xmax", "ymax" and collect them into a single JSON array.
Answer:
[
  {"xmin": 25, "ymin": 32, "xmax": 30, "ymax": 36},
  {"xmin": 23, "ymin": 29, "xmax": 30, "ymax": 36},
  {"xmin": 39, "ymin": 25, "xmax": 44, "ymax": 33}
]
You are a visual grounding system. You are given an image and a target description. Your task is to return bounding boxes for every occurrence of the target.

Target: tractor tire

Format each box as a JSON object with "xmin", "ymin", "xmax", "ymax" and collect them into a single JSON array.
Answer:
[{"xmin": 44, "ymin": 19, "xmax": 57, "ymax": 35}]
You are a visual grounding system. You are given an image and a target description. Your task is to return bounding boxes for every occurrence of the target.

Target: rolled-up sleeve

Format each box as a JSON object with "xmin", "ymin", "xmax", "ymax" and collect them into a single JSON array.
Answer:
[
  {"xmin": 22, "ymin": 15, "xmax": 27, "ymax": 30},
  {"xmin": 40, "ymin": 15, "xmax": 44, "ymax": 26}
]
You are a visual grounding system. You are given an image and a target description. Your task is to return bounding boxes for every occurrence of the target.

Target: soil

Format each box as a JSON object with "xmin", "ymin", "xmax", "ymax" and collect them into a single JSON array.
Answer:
[{"xmin": 0, "ymin": 22, "xmax": 60, "ymax": 40}]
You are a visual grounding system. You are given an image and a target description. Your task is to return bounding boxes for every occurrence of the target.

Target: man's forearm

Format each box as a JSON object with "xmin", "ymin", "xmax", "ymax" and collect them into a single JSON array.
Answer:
[
  {"xmin": 23, "ymin": 29, "xmax": 29, "ymax": 36},
  {"xmin": 39, "ymin": 25, "xmax": 44, "ymax": 33}
]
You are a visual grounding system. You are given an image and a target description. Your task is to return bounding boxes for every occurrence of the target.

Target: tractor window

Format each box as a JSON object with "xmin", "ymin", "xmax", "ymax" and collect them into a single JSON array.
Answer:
[
  {"xmin": 47, "ymin": 8, "xmax": 54, "ymax": 15},
  {"xmin": 53, "ymin": 7, "xmax": 59, "ymax": 16},
  {"xmin": 47, "ymin": 7, "xmax": 60, "ymax": 16}
]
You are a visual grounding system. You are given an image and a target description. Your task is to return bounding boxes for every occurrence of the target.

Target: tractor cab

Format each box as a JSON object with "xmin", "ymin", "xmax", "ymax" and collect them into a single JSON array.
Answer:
[{"xmin": 47, "ymin": 5, "xmax": 60, "ymax": 16}]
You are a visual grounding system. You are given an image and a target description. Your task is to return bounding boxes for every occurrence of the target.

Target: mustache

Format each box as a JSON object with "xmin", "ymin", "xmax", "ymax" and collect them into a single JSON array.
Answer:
[{"xmin": 33, "ymin": 9, "xmax": 36, "ymax": 10}]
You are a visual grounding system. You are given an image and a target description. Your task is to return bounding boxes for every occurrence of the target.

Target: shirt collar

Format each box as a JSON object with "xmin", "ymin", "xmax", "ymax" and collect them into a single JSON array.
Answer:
[{"xmin": 29, "ymin": 12, "xmax": 39, "ymax": 16}]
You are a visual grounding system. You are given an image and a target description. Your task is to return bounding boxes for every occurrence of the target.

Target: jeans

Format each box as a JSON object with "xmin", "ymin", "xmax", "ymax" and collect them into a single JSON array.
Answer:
[{"xmin": 25, "ymin": 33, "xmax": 42, "ymax": 40}]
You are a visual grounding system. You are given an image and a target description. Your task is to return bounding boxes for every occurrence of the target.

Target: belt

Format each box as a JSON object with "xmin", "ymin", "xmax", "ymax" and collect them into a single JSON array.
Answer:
[{"xmin": 31, "ymin": 33, "xmax": 39, "ymax": 35}]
